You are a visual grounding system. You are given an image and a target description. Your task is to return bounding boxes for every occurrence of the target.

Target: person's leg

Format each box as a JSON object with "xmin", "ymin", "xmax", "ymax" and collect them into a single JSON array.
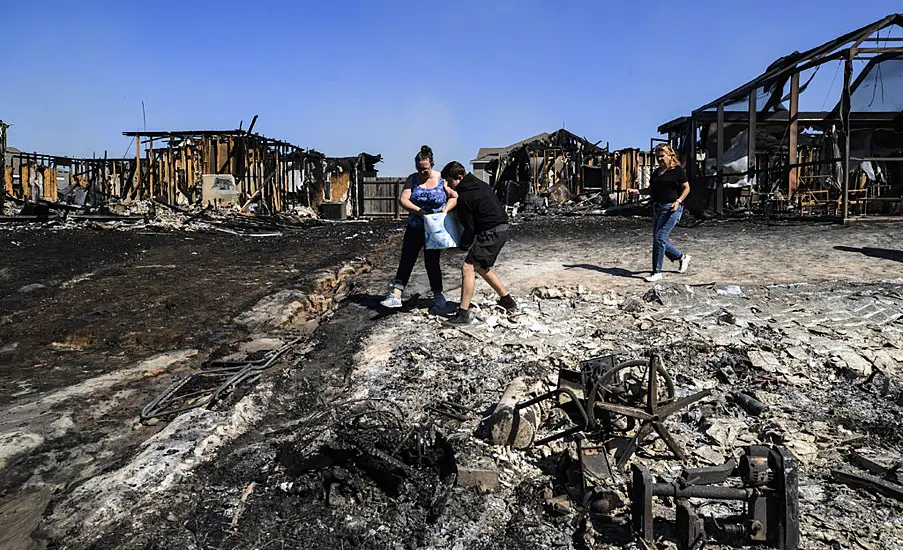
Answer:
[
  {"xmin": 423, "ymin": 248, "xmax": 443, "ymax": 294},
  {"xmin": 659, "ymin": 205, "xmax": 684, "ymax": 264},
  {"xmin": 651, "ymin": 204, "xmax": 668, "ymax": 273},
  {"xmin": 459, "ymin": 262, "xmax": 476, "ymax": 310},
  {"xmin": 385, "ymin": 227, "xmax": 422, "ymax": 304},
  {"xmin": 476, "ymin": 267, "xmax": 507, "ymax": 297}
]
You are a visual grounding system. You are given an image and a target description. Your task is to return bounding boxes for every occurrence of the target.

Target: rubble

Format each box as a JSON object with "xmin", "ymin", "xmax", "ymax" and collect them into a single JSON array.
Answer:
[
  {"xmin": 127, "ymin": 275, "xmax": 898, "ymax": 550},
  {"xmin": 4, "ymin": 212, "xmax": 903, "ymax": 549}
]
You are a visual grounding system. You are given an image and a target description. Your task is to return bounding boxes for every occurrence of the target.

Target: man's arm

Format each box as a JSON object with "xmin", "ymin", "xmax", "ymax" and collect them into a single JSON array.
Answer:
[{"xmin": 457, "ymin": 199, "xmax": 475, "ymax": 249}]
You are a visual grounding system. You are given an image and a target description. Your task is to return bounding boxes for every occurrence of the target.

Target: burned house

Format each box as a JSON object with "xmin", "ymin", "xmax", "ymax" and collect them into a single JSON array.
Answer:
[
  {"xmin": 1, "ymin": 119, "xmax": 381, "ymax": 217},
  {"xmin": 470, "ymin": 129, "xmax": 614, "ymax": 205},
  {"xmin": 659, "ymin": 13, "xmax": 903, "ymax": 219},
  {"xmin": 121, "ymin": 128, "xmax": 330, "ymax": 214}
]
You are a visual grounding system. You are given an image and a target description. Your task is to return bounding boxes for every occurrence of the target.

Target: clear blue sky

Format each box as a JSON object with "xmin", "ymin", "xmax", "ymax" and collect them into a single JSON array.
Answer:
[{"xmin": 1, "ymin": 1, "xmax": 900, "ymax": 176}]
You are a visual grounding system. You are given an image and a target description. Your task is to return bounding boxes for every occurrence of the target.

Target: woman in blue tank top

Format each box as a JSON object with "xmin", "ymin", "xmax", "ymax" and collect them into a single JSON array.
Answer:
[{"xmin": 380, "ymin": 145, "xmax": 458, "ymax": 309}]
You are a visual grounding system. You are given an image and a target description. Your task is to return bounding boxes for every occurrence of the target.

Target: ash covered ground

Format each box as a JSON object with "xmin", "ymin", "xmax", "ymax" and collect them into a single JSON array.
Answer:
[{"xmin": 2, "ymin": 215, "xmax": 903, "ymax": 550}]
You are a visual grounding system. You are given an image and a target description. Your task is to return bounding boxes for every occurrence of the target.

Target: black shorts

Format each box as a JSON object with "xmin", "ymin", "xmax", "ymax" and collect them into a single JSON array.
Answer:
[{"xmin": 465, "ymin": 225, "xmax": 509, "ymax": 270}]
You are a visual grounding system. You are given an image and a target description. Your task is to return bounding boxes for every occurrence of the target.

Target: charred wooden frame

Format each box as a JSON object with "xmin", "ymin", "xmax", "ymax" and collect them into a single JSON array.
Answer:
[{"xmin": 658, "ymin": 13, "xmax": 903, "ymax": 220}]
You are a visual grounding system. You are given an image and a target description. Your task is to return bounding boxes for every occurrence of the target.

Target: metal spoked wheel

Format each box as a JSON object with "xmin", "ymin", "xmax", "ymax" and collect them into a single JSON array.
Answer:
[{"xmin": 590, "ymin": 357, "xmax": 676, "ymax": 433}]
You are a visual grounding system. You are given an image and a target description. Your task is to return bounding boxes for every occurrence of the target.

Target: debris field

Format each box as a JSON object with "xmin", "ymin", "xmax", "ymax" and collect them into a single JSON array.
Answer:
[{"xmin": 3, "ymin": 214, "xmax": 902, "ymax": 550}]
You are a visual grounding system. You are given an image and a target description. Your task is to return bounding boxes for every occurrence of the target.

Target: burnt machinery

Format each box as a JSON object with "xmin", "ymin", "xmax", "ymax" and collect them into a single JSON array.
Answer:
[
  {"xmin": 631, "ymin": 445, "xmax": 799, "ymax": 550},
  {"xmin": 516, "ymin": 352, "xmax": 712, "ymax": 468}
]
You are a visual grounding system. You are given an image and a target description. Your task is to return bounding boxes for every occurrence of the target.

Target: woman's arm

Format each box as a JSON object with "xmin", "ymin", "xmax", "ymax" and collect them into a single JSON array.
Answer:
[
  {"xmin": 398, "ymin": 187, "xmax": 423, "ymax": 215},
  {"xmin": 442, "ymin": 182, "xmax": 458, "ymax": 213},
  {"xmin": 671, "ymin": 181, "xmax": 690, "ymax": 211},
  {"xmin": 398, "ymin": 176, "xmax": 424, "ymax": 215}
]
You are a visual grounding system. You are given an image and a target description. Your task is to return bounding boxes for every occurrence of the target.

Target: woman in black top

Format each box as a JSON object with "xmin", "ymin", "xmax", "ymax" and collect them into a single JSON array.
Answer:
[{"xmin": 629, "ymin": 144, "xmax": 691, "ymax": 282}]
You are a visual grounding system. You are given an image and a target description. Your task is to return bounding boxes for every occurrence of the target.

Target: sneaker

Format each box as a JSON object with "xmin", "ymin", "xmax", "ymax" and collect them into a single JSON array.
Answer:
[
  {"xmin": 380, "ymin": 294, "xmax": 402, "ymax": 308},
  {"xmin": 678, "ymin": 254, "xmax": 691, "ymax": 274},
  {"xmin": 432, "ymin": 292, "xmax": 447, "ymax": 310},
  {"xmin": 497, "ymin": 294, "xmax": 518, "ymax": 311},
  {"xmin": 644, "ymin": 273, "xmax": 663, "ymax": 282},
  {"xmin": 444, "ymin": 308, "xmax": 472, "ymax": 325}
]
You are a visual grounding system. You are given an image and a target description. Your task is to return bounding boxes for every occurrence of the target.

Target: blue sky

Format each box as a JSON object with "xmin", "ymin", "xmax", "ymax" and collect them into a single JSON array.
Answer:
[{"xmin": 1, "ymin": 1, "xmax": 900, "ymax": 175}]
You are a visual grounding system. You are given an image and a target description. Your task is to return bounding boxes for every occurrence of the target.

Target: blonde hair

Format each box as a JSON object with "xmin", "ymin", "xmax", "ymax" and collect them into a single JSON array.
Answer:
[{"xmin": 654, "ymin": 144, "xmax": 681, "ymax": 169}]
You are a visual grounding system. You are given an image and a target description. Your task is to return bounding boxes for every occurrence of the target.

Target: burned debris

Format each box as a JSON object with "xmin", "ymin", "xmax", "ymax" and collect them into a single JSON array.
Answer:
[
  {"xmin": 486, "ymin": 352, "xmax": 799, "ymax": 550},
  {"xmin": 470, "ymin": 129, "xmax": 664, "ymax": 220},
  {"xmin": 632, "ymin": 445, "xmax": 799, "ymax": 550},
  {"xmin": 472, "ymin": 129, "xmax": 614, "ymax": 207}
]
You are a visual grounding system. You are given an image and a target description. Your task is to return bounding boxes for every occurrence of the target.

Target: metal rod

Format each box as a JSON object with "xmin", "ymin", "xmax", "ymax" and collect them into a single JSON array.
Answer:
[{"xmin": 652, "ymin": 483, "xmax": 754, "ymax": 500}]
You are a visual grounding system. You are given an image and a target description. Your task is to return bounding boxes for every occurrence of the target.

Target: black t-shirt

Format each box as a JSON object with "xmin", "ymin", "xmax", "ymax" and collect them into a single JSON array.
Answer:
[{"xmin": 648, "ymin": 166, "xmax": 687, "ymax": 203}]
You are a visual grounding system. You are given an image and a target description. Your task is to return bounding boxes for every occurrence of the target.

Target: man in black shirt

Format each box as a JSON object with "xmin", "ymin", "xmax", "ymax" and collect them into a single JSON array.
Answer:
[{"xmin": 440, "ymin": 161, "xmax": 517, "ymax": 325}]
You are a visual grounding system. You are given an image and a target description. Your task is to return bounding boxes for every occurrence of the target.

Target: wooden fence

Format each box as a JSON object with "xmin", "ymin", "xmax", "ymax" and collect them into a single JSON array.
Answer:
[{"xmin": 358, "ymin": 176, "xmax": 406, "ymax": 218}]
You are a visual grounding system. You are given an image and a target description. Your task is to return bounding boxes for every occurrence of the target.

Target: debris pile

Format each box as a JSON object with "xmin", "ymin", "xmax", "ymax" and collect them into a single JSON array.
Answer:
[
  {"xmin": 117, "ymin": 278, "xmax": 903, "ymax": 549},
  {"xmin": 0, "ymin": 196, "xmax": 327, "ymax": 234}
]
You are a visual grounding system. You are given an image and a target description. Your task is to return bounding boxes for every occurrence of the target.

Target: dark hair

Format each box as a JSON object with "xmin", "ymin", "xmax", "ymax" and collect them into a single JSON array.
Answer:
[
  {"xmin": 415, "ymin": 145, "xmax": 433, "ymax": 167},
  {"xmin": 440, "ymin": 161, "xmax": 466, "ymax": 180}
]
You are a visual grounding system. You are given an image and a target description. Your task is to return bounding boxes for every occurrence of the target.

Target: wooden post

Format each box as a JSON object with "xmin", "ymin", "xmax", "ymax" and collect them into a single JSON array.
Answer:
[
  {"xmin": 748, "ymin": 90, "xmax": 757, "ymax": 193},
  {"xmin": 687, "ymin": 118, "xmax": 697, "ymax": 192},
  {"xmin": 841, "ymin": 51, "xmax": 853, "ymax": 220},
  {"xmin": 0, "ymin": 121, "xmax": 6, "ymax": 211},
  {"xmin": 148, "ymin": 137, "xmax": 154, "ymax": 199},
  {"xmin": 788, "ymin": 71, "xmax": 800, "ymax": 200},
  {"xmin": 394, "ymin": 179, "xmax": 400, "ymax": 219},
  {"xmin": 353, "ymin": 162, "xmax": 361, "ymax": 218},
  {"xmin": 21, "ymin": 163, "xmax": 29, "ymax": 199},
  {"xmin": 716, "ymin": 102, "xmax": 725, "ymax": 215},
  {"xmin": 44, "ymin": 167, "xmax": 55, "ymax": 201},
  {"xmin": 135, "ymin": 133, "xmax": 142, "ymax": 199}
]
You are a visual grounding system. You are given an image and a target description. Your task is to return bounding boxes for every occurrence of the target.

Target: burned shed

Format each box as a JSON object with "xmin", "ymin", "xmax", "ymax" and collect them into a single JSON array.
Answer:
[
  {"xmin": 470, "ymin": 129, "xmax": 612, "ymax": 205},
  {"xmin": 659, "ymin": 13, "xmax": 903, "ymax": 219}
]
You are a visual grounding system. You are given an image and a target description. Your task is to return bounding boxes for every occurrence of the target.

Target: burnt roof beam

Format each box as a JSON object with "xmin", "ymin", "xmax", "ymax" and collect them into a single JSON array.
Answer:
[{"xmin": 692, "ymin": 14, "xmax": 902, "ymax": 115}]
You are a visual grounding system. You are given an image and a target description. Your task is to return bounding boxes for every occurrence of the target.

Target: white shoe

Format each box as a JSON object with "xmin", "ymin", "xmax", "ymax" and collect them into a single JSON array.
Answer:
[
  {"xmin": 678, "ymin": 255, "xmax": 691, "ymax": 274},
  {"xmin": 380, "ymin": 294, "xmax": 402, "ymax": 308},
  {"xmin": 644, "ymin": 273, "xmax": 663, "ymax": 282},
  {"xmin": 432, "ymin": 292, "xmax": 447, "ymax": 310}
]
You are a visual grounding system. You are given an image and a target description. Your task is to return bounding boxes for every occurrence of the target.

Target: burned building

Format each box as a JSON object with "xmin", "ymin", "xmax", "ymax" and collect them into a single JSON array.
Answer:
[
  {"xmin": 121, "ymin": 128, "xmax": 330, "ymax": 214},
  {"xmin": 659, "ymin": 13, "xmax": 903, "ymax": 220},
  {"xmin": 470, "ymin": 129, "xmax": 614, "ymax": 205},
  {"xmin": 1, "ymin": 119, "xmax": 381, "ymax": 217},
  {"xmin": 325, "ymin": 153, "xmax": 383, "ymax": 219}
]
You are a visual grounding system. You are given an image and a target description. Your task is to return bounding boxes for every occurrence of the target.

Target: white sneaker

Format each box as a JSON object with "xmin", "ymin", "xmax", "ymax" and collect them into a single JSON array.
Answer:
[
  {"xmin": 433, "ymin": 292, "xmax": 447, "ymax": 310},
  {"xmin": 644, "ymin": 273, "xmax": 663, "ymax": 282},
  {"xmin": 678, "ymin": 255, "xmax": 691, "ymax": 274},
  {"xmin": 380, "ymin": 294, "xmax": 402, "ymax": 308}
]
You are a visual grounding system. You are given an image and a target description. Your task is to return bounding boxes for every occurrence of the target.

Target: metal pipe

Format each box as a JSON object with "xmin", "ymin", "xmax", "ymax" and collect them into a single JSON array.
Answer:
[{"xmin": 652, "ymin": 483, "xmax": 754, "ymax": 500}]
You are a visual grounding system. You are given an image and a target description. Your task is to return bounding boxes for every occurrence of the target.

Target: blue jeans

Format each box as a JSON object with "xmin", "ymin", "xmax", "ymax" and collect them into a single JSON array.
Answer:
[{"xmin": 651, "ymin": 202, "xmax": 683, "ymax": 273}]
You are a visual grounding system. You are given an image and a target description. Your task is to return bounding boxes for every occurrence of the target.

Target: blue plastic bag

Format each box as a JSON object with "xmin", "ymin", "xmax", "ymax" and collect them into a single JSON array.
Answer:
[{"xmin": 423, "ymin": 212, "xmax": 463, "ymax": 250}]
